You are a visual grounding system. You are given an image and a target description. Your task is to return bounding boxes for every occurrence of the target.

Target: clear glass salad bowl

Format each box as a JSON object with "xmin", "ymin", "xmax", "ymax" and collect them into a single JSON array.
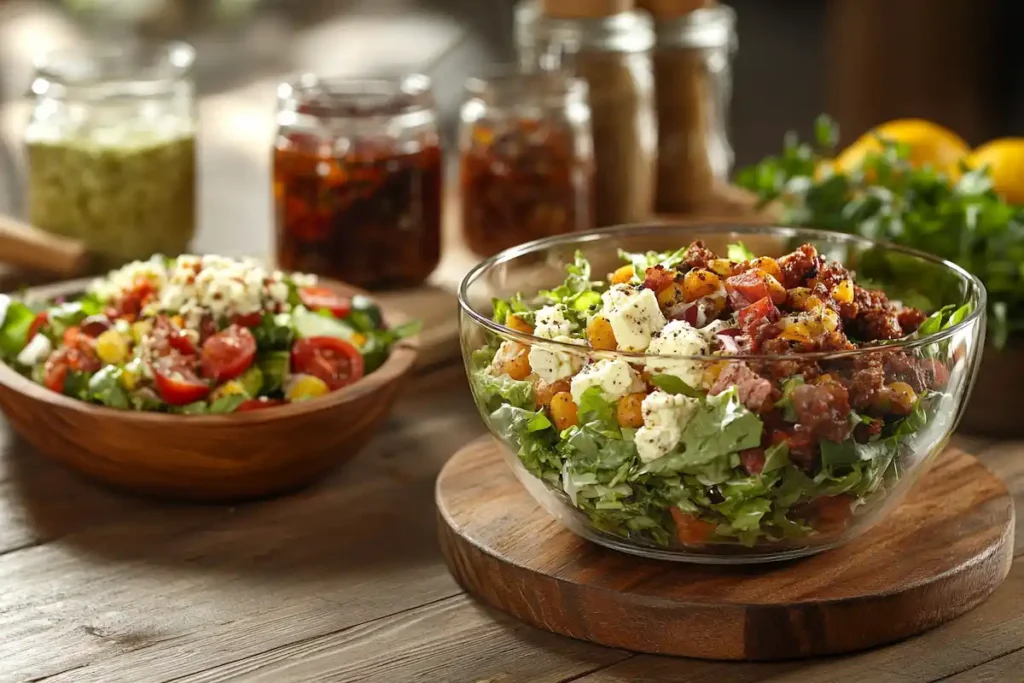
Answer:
[{"xmin": 458, "ymin": 224, "xmax": 986, "ymax": 564}]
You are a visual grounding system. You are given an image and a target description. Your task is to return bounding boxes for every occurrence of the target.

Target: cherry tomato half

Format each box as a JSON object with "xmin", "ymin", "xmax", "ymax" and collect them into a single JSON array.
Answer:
[
  {"xmin": 237, "ymin": 398, "xmax": 286, "ymax": 412},
  {"xmin": 290, "ymin": 336, "xmax": 364, "ymax": 391},
  {"xmin": 152, "ymin": 358, "xmax": 211, "ymax": 405},
  {"xmin": 298, "ymin": 287, "xmax": 352, "ymax": 318},
  {"xmin": 201, "ymin": 325, "xmax": 257, "ymax": 382},
  {"xmin": 43, "ymin": 353, "xmax": 68, "ymax": 393},
  {"xmin": 27, "ymin": 312, "xmax": 48, "ymax": 341}
]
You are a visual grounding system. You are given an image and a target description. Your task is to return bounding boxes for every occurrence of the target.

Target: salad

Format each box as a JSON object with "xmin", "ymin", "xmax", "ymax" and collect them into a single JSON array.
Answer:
[
  {"xmin": 0, "ymin": 255, "xmax": 418, "ymax": 414},
  {"xmin": 470, "ymin": 241, "xmax": 968, "ymax": 550}
]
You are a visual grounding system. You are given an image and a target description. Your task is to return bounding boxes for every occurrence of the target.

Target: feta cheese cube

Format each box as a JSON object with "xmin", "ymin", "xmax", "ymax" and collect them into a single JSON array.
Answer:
[
  {"xmin": 599, "ymin": 285, "xmax": 666, "ymax": 352},
  {"xmin": 569, "ymin": 358, "xmax": 645, "ymax": 404},
  {"xmin": 534, "ymin": 304, "xmax": 573, "ymax": 339},
  {"xmin": 16, "ymin": 334, "xmax": 52, "ymax": 366},
  {"xmin": 645, "ymin": 320, "xmax": 711, "ymax": 388},
  {"xmin": 634, "ymin": 390, "xmax": 700, "ymax": 463},
  {"xmin": 528, "ymin": 337, "xmax": 585, "ymax": 382}
]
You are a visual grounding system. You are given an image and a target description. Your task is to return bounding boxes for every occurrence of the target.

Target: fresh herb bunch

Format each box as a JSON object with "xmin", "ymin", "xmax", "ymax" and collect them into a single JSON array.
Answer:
[{"xmin": 736, "ymin": 115, "xmax": 1023, "ymax": 348}]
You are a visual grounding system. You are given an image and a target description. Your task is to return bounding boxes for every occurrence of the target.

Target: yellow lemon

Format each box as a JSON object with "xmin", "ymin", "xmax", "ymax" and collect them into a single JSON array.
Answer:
[
  {"xmin": 966, "ymin": 138, "xmax": 1024, "ymax": 205},
  {"xmin": 835, "ymin": 119, "xmax": 970, "ymax": 179}
]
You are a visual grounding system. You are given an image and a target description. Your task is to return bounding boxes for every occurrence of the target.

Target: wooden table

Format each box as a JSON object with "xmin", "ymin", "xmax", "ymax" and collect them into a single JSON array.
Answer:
[{"xmin": 0, "ymin": 351, "xmax": 1022, "ymax": 682}]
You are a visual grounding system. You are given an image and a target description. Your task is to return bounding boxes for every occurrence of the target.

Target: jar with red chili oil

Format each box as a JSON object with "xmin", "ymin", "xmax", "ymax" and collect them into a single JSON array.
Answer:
[
  {"xmin": 459, "ymin": 69, "xmax": 594, "ymax": 258},
  {"xmin": 273, "ymin": 74, "xmax": 442, "ymax": 289}
]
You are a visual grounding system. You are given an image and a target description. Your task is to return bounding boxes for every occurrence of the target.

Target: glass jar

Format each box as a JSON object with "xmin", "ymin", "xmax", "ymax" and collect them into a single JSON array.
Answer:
[
  {"xmin": 273, "ymin": 74, "xmax": 443, "ymax": 290},
  {"xmin": 652, "ymin": 6, "xmax": 736, "ymax": 214},
  {"xmin": 460, "ymin": 68, "xmax": 594, "ymax": 258},
  {"xmin": 24, "ymin": 42, "xmax": 197, "ymax": 268},
  {"xmin": 516, "ymin": 4, "xmax": 657, "ymax": 228}
]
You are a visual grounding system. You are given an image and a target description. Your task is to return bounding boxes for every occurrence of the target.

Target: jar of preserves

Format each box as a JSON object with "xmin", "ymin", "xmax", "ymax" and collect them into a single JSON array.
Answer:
[
  {"xmin": 25, "ymin": 42, "xmax": 197, "ymax": 268},
  {"xmin": 516, "ymin": 3, "xmax": 657, "ymax": 227},
  {"xmin": 460, "ymin": 69, "xmax": 594, "ymax": 258},
  {"xmin": 273, "ymin": 74, "xmax": 443, "ymax": 290}
]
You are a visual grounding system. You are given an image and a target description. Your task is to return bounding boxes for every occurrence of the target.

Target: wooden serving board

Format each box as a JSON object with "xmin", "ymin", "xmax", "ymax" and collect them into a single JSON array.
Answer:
[{"xmin": 436, "ymin": 436, "xmax": 1015, "ymax": 661}]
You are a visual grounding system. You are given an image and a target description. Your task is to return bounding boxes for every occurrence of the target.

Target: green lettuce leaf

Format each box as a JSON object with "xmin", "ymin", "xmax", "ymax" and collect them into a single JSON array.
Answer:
[
  {"xmin": 472, "ymin": 370, "xmax": 534, "ymax": 413},
  {"xmin": 0, "ymin": 296, "xmax": 36, "ymax": 358}
]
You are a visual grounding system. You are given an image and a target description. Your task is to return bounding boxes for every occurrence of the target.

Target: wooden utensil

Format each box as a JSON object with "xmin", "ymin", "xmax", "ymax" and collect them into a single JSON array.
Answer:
[
  {"xmin": 0, "ymin": 278, "xmax": 419, "ymax": 501},
  {"xmin": 437, "ymin": 436, "xmax": 1014, "ymax": 660},
  {"xmin": 0, "ymin": 215, "xmax": 89, "ymax": 278}
]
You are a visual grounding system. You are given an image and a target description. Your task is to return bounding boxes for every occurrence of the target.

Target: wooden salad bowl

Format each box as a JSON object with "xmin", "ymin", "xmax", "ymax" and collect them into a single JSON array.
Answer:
[{"xmin": 0, "ymin": 278, "xmax": 419, "ymax": 501}]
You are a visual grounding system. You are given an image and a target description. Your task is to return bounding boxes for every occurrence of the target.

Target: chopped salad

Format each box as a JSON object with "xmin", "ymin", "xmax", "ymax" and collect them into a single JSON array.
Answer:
[
  {"xmin": 0, "ymin": 255, "xmax": 418, "ymax": 414},
  {"xmin": 471, "ymin": 241, "xmax": 968, "ymax": 549}
]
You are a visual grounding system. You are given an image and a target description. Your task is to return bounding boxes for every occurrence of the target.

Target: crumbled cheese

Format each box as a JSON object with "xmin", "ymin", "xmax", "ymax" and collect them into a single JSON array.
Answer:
[
  {"xmin": 569, "ymin": 358, "xmax": 644, "ymax": 404},
  {"xmin": 528, "ymin": 337, "xmax": 585, "ymax": 382},
  {"xmin": 645, "ymin": 320, "xmax": 711, "ymax": 388},
  {"xmin": 534, "ymin": 304, "xmax": 573, "ymax": 340},
  {"xmin": 599, "ymin": 285, "xmax": 666, "ymax": 352},
  {"xmin": 491, "ymin": 341, "xmax": 522, "ymax": 373},
  {"xmin": 16, "ymin": 334, "xmax": 52, "ymax": 366},
  {"xmin": 91, "ymin": 254, "xmax": 318, "ymax": 332},
  {"xmin": 634, "ymin": 390, "xmax": 700, "ymax": 463}
]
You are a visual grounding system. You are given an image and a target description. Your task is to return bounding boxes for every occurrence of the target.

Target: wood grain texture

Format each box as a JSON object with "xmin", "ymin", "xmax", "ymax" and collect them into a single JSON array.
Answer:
[
  {"xmin": 0, "ymin": 278, "xmax": 418, "ymax": 501},
  {"xmin": 0, "ymin": 214, "xmax": 89, "ymax": 278},
  {"xmin": 437, "ymin": 436, "xmax": 1015, "ymax": 661}
]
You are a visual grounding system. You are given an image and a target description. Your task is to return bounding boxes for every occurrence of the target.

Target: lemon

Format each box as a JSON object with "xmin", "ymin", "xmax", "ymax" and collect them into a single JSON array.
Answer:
[
  {"xmin": 835, "ymin": 119, "xmax": 970, "ymax": 179},
  {"xmin": 966, "ymin": 138, "xmax": 1024, "ymax": 205}
]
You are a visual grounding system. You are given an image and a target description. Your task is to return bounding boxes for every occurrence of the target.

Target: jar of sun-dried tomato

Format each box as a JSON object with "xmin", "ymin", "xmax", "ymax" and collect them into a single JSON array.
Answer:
[
  {"xmin": 460, "ymin": 68, "xmax": 593, "ymax": 258},
  {"xmin": 273, "ymin": 74, "xmax": 442, "ymax": 290}
]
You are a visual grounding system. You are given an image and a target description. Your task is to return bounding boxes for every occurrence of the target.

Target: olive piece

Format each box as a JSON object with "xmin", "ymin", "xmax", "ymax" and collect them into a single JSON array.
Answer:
[{"xmin": 80, "ymin": 314, "xmax": 114, "ymax": 337}]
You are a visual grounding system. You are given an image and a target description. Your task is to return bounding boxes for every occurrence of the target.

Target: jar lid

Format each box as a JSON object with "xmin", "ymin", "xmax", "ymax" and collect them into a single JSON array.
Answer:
[
  {"xmin": 654, "ymin": 5, "xmax": 736, "ymax": 50},
  {"xmin": 522, "ymin": 8, "xmax": 656, "ymax": 54}
]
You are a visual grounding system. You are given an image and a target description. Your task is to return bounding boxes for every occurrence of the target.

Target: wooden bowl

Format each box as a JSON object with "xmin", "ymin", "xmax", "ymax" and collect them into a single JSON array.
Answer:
[{"xmin": 0, "ymin": 278, "xmax": 419, "ymax": 501}]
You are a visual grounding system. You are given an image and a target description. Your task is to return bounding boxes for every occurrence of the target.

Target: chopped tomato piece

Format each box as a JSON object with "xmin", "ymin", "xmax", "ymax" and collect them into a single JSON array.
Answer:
[
  {"xmin": 237, "ymin": 398, "xmax": 286, "ymax": 412},
  {"xmin": 27, "ymin": 312, "xmax": 48, "ymax": 340},
  {"xmin": 725, "ymin": 270, "xmax": 770, "ymax": 308},
  {"xmin": 737, "ymin": 297, "xmax": 779, "ymax": 330},
  {"xmin": 298, "ymin": 287, "xmax": 352, "ymax": 318},
  {"xmin": 291, "ymin": 336, "xmax": 364, "ymax": 391},
  {"xmin": 810, "ymin": 495, "xmax": 856, "ymax": 533},
  {"xmin": 201, "ymin": 325, "xmax": 257, "ymax": 382},
  {"xmin": 43, "ymin": 353, "xmax": 68, "ymax": 393},
  {"xmin": 740, "ymin": 447, "xmax": 766, "ymax": 475},
  {"xmin": 232, "ymin": 312, "xmax": 264, "ymax": 328},
  {"xmin": 670, "ymin": 508, "xmax": 717, "ymax": 546},
  {"xmin": 167, "ymin": 330, "xmax": 198, "ymax": 356},
  {"xmin": 79, "ymin": 314, "xmax": 113, "ymax": 337},
  {"xmin": 152, "ymin": 358, "xmax": 211, "ymax": 405},
  {"xmin": 115, "ymin": 277, "xmax": 158, "ymax": 318},
  {"xmin": 641, "ymin": 265, "xmax": 676, "ymax": 294}
]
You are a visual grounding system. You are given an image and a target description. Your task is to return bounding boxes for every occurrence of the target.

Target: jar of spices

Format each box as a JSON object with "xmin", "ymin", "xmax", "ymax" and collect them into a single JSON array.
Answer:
[
  {"xmin": 460, "ymin": 68, "xmax": 594, "ymax": 258},
  {"xmin": 273, "ymin": 74, "xmax": 443, "ymax": 290},
  {"xmin": 516, "ymin": 3, "xmax": 657, "ymax": 228},
  {"xmin": 25, "ymin": 42, "xmax": 197, "ymax": 268},
  {"xmin": 650, "ymin": 5, "xmax": 736, "ymax": 214}
]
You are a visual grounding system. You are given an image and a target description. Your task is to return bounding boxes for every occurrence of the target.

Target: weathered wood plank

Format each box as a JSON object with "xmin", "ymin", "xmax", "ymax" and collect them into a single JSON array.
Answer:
[
  {"xmin": 0, "ymin": 367, "xmax": 484, "ymax": 683},
  {"xmin": 938, "ymin": 647, "xmax": 1024, "ymax": 682},
  {"xmin": 974, "ymin": 440, "xmax": 1024, "ymax": 551},
  {"xmin": 576, "ymin": 558, "xmax": 1024, "ymax": 683},
  {"xmin": 173, "ymin": 594, "xmax": 629, "ymax": 683}
]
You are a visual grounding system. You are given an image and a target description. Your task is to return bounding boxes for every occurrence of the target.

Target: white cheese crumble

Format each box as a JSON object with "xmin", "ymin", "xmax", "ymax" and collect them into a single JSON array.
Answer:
[
  {"xmin": 89, "ymin": 255, "xmax": 317, "ymax": 332},
  {"xmin": 528, "ymin": 337, "xmax": 585, "ymax": 382},
  {"xmin": 634, "ymin": 390, "xmax": 700, "ymax": 463},
  {"xmin": 16, "ymin": 334, "xmax": 52, "ymax": 366},
  {"xmin": 533, "ymin": 304, "xmax": 573, "ymax": 339},
  {"xmin": 599, "ymin": 285, "xmax": 666, "ymax": 352},
  {"xmin": 645, "ymin": 320, "xmax": 711, "ymax": 388},
  {"xmin": 569, "ymin": 358, "xmax": 645, "ymax": 405}
]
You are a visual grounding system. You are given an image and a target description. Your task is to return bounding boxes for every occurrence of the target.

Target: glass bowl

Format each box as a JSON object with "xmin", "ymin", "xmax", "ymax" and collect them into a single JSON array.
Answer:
[{"xmin": 457, "ymin": 224, "xmax": 986, "ymax": 564}]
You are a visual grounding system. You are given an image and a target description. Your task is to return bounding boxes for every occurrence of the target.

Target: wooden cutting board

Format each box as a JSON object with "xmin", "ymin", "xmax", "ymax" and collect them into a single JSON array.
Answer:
[{"xmin": 436, "ymin": 435, "xmax": 1014, "ymax": 660}]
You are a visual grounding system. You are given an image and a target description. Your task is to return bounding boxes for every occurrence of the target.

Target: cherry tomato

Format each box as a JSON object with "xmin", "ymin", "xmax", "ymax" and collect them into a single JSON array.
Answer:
[
  {"xmin": 237, "ymin": 398, "xmax": 286, "ymax": 412},
  {"xmin": 298, "ymin": 287, "xmax": 352, "ymax": 318},
  {"xmin": 43, "ymin": 353, "xmax": 68, "ymax": 393},
  {"xmin": 290, "ymin": 336, "xmax": 364, "ymax": 390},
  {"xmin": 201, "ymin": 325, "xmax": 257, "ymax": 382},
  {"xmin": 167, "ymin": 331, "xmax": 198, "ymax": 355},
  {"xmin": 670, "ymin": 508, "xmax": 717, "ymax": 546},
  {"xmin": 27, "ymin": 312, "xmax": 48, "ymax": 340},
  {"xmin": 233, "ymin": 312, "xmax": 263, "ymax": 328},
  {"xmin": 152, "ymin": 358, "xmax": 211, "ymax": 405}
]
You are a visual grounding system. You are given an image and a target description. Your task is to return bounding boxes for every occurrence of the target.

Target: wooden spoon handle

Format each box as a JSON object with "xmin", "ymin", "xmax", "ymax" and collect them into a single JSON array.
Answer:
[{"xmin": 0, "ymin": 215, "xmax": 89, "ymax": 277}]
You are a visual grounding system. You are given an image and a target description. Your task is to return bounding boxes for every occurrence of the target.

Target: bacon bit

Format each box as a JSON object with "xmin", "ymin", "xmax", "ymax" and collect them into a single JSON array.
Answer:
[{"xmin": 641, "ymin": 265, "xmax": 677, "ymax": 294}]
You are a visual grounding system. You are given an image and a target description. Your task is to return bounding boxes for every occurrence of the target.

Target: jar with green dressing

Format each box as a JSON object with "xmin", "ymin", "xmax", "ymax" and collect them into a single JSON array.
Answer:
[{"xmin": 24, "ymin": 42, "xmax": 197, "ymax": 268}]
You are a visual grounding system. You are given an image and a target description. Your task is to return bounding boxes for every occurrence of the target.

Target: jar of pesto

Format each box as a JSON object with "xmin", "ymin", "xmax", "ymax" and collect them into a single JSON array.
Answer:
[{"xmin": 24, "ymin": 42, "xmax": 197, "ymax": 268}]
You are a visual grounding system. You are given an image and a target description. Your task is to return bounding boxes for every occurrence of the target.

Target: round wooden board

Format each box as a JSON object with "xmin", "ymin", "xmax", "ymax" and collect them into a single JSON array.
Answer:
[{"xmin": 436, "ymin": 436, "xmax": 1015, "ymax": 661}]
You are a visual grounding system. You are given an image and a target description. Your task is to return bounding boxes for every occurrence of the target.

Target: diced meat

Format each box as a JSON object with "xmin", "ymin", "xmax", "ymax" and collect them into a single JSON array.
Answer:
[
  {"xmin": 898, "ymin": 307, "xmax": 927, "ymax": 335},
  {"xmin": 786, "ymin": 426, "xmax": 819, "ymax": 471},
  {"xmin": 778, "ymin": 244, "xmax": 821, "ymax": 288},
  {"xmin": 710, "ymin": 362, "xmax": 776, "ymax": 413},
  {"xmin": 790, "ymin": 382, "xmax": 852, "ymax": 443},
  {"xmin": 850, "ymin": 286, "xmax": 904, "ymax": 341},
  {"xmin": 844, "ymin": 355, "xmax": 886, "ymax": 411},
  {"xmin": 725, "ymin": 270, "xmax": 770, "ymax": 309},
  {"xmin": 642, "ymin": 265, "xmax": 676, "ymax": 293},
  {"xmin": 683, "ymin": 241, "xmax": 715, "ymax": 270},
  {"xmin": 883, "ymin": 352, "xmax": 928, "ymax": 393},
  {"xmin": 738, "ymin": 297, "xmax": 780, "ymax": 331}
]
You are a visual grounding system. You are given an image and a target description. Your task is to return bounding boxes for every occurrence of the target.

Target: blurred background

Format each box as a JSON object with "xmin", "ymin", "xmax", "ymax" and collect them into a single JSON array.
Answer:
[{"xmin": 0, "ymin": 0, "xmax": 1021, "ymax": 254}]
